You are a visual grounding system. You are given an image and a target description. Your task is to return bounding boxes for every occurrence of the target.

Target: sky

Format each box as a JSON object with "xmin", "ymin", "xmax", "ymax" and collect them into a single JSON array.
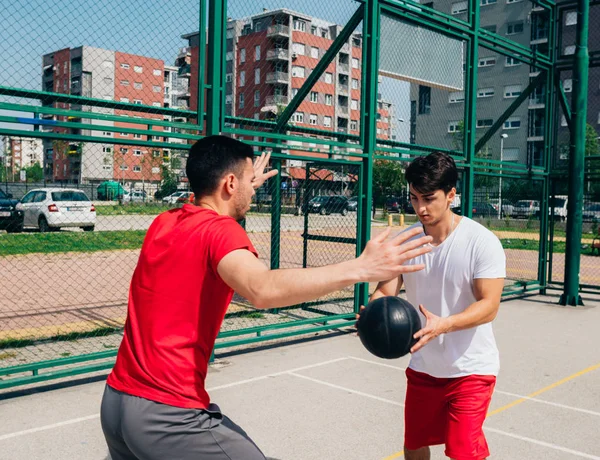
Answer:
[{"xmin": 0, "ymin": 0, "xmax": 410, "ymax": 142}]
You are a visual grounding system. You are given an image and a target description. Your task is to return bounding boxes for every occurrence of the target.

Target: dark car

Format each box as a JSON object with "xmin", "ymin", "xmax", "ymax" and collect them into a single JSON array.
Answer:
[
  {"xmin": 385, "ymin": 196, "xmax": 414, "ymax": 214},
  {"xmin": 453, "ymin": 202, "xmax": 496, "ymax": 218},
  {"xmin": 347, "ymin": 196, "xmax": 358, "ymax": 212},
  {"xmin": 306, "ymin": 195, "xmax": 349, "ymax": 215},
  {"xmin": 0, "ymin": 188, "xmax": 24, "ymax": 233}
]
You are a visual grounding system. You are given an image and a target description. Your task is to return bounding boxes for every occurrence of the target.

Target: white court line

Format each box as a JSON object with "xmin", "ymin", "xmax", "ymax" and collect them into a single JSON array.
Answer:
[
  {"xmin": 0, "ymin": 415, "xmax": 99, "ymax": 442},
  {"xmin": 347, "ymin": 356, "xmax": 406, "ymax": 371},
  {"xmin": 288, "ymin": 372, "xmax": 404, "ymax": 407},
  {"xmin": 484, "ymin": 427, "xmax": 600, "ymax": 460},
  {"xmin": 0, "ymin": 356, "xmax": 349, "ymax": 442},
  {"xmin": 349, "ymin": 356, "xmax": 600, "ymax": 419},
  {"xmin": 495, "ymin": 390, "xmax": 600, "ymax": 418}
]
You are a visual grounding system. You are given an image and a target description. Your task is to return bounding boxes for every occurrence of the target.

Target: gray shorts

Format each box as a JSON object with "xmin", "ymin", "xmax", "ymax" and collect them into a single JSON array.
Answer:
[{"xmin": 100, "ymin": 385, "xmax": 267, "ymax": 460}]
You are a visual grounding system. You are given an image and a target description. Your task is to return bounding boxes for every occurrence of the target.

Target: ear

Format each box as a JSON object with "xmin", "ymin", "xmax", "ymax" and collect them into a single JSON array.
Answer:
[
  {"xmin": 447, "ymin": 187, "xmax": 456, "ymax": 203},
  {"xmin": 223, "ymin": 173, "xmax": 237, "ymax": 196}
]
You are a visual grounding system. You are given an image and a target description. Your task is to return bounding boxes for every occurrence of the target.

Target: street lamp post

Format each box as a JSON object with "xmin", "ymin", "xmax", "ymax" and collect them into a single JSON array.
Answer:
[{"xmin": 499, "ymin": 133, "xmax": 508, "ymax": 218}]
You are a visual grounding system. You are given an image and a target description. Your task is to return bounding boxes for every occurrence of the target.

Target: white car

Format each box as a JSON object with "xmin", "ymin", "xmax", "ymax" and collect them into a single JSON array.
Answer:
[
  {"xmin": 17, "ymin": 188, "xmax": 96, "ymax": 232},
  {"xmin": 162, "ymin": 191, "xmax": 188, "ymax": 204}
]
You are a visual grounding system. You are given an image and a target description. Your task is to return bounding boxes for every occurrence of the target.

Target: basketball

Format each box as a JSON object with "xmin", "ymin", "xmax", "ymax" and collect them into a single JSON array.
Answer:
[{"xmin": 356, "ymin": 296, "xmax": 422, "ymax": 359}]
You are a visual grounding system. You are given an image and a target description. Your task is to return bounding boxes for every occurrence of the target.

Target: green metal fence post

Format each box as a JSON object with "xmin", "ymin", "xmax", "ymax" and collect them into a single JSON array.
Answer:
[
  {"xmin": 206, "ymin": 0, "xmax": 226, "ymax": 136},
  {"xmin": 560, "ymin": 0, "xmax": 589, "ymax": 306},
  {"xmin": 357, "ymin": 0, "xmax": 381, "ymax": 309},
  {"xmin": 463, "ymin": 0, "xmax": 481, "ymax": 218},
  {"xmin": 270, "ymin": 159, "xmax": 282, "ymax": 271}
]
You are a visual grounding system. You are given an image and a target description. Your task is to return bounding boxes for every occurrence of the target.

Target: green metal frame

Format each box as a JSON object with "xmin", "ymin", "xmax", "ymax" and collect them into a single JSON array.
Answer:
[{"xmin": 3, "ymin": 0, "xmax": 585, "ymax": 389}]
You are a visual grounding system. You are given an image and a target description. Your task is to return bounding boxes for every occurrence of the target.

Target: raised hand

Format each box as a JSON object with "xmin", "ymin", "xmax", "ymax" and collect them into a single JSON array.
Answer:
[
  {"xmin": 356, "ymin": 227, "xmax": 432, "ymax": 283},
  {"xmin": 251, "ymin": 151, "xmax": 279, "ymax": 189}
]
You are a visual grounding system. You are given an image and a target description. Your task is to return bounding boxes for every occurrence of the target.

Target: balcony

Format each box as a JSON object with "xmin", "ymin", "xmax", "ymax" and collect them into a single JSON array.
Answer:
[
  {"xmin": 338, "ymin": 85, "xmax": 349, "ymax": 96},
  {"xmin": 338, "ymin": 63, "xmax": 350, "ymax": 74},
  {"xmin": 267, "ymin": 49, "xmax": 289, "ymax": 61},
  {"xmin": 529, "ymin": 97, "xmax": 545, "ymax": 109},
  {"xmin": 266, "ymin": 71, "xmax": 289, "ymax": 84},
  {"xmin": 338, "ymin": 105, "xmax": 349, "ymax": 117},
  {"xmin": 531, "ymin": 28, "xmax": 549, "ymax": 45},
  {"xmin": 265, "ymin": 95, "xmax": 289, "ymax": 105},
  {"xmin": 267, "ymin": 24, "xmax": 290, "ymax": 38}
]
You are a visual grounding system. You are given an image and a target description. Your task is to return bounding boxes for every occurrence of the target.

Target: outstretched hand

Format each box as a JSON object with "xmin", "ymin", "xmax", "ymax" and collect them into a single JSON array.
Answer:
[
  {"xmin": 410, "ymin": 304, "xmax": 451, "ymax": 353},
  {"xmin": 252, "ymin": 151, "xmax": 279, "ymax": 189}
]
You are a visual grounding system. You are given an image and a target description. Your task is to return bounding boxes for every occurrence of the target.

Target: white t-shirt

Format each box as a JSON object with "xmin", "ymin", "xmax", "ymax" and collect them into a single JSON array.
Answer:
[{"xmin": 400, "ymin": 217, "xmax": 506, "ymax": 378}]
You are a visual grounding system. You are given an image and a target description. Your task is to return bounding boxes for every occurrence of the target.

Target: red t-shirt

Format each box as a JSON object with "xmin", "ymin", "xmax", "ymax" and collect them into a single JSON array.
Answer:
[{"xmin": 107, "ymin": 205, "xmax": 258, "ymax": 409}]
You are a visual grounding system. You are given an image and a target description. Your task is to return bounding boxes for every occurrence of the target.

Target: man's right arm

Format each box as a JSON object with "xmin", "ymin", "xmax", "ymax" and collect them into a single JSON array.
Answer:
[
  {"xmin": 217, "ymin": 227, "xmax": 431, "ymax": 310},
  {"xmin": 370, "ymin": 275, "xmax": 404, "ymax": 304}
]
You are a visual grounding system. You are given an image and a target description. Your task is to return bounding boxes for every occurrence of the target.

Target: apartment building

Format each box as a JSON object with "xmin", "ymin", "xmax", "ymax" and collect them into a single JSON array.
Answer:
[{"xmin": 1, "ymin": 137, "xmax": 44, "ymax": 180}]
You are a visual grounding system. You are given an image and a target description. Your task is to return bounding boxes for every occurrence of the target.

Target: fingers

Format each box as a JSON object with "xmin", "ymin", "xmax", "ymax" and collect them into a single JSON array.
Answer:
[
  {"xmin": 373, "ymin": 227, "xmax": 391, "ymax": 243},
  {"xmin": 419, "ymin": 304, "xmax": 429, "ymax": 316},
  {"xmin": 390, "ymin": 227, "xmax": 431, "ymax": 246},
  {"xmin": 395, "ymin": 263, "xmax": 426, "ymax": 274},
  {"xmin": 394, "ymin": 235, "xmax": 432, "ymax": 254},
  {"xmin": 396, "ymin": 246, "xmax": 432, "ymax": 264},
  {"xmin": 264, "ymin": 169, "xmax": 279, "ymax": 179}
]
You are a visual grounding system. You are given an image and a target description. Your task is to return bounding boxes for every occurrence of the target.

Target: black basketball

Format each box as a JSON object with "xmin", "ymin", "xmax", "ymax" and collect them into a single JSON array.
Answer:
[{"xmin": 356, "ymin": 296, "xmax": 422, "ymax": 359}]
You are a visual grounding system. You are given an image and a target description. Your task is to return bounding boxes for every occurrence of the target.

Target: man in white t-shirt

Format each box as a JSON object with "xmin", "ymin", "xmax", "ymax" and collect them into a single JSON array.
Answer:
[{"xmin": 368, "ymin": 151, "xmax": 506, "ymax": 460}]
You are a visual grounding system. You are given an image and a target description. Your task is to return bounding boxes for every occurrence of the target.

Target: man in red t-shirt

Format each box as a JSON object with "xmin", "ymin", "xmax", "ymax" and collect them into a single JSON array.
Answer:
[{"xmin": 100, "ymin": 135, "xmax": 432, "ymax": 460}]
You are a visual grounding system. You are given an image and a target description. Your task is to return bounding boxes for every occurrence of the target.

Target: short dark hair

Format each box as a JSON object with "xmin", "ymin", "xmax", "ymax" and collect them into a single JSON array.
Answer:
[
  {"xmin": 185, "ymin": 135, "xmax": 254, "ymax": 198},
  {"xmin": 405, "ymin": 151, "xmax": 458, "ymax": 195}
]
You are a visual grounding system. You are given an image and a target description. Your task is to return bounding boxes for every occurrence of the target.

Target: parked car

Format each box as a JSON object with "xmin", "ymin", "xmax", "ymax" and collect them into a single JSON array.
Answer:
[
  {"xmin": 123, "ymin": 190, "xmax": 148, "ymax": 203},
  {"xmin": 548, "ymin": 196, "xmax": 568, "ymax": 221},
  {"xmin": 305, "ymin": 195, "xmax": 349, "ymax": 215},
  {"xmin": 512, "ymin": 200, "xmax": 540, "ymax": 219},
  {"xmin": 175, "ymin": 192, "xmax": 194, "ymax": 204},
  {"xmin": 385, "ymin": 196, "xmax": 414, "ymax": 214},
  {"xmin": 17, "ymin": 188, "xmax": 96, "ymax": 232},
  {"xmin": 347, "ymin": 196, "xmax": 358, "ymax": 212},
  {"xmin": 583, "ymin": 203, "xmax": 600, "ymax": 222},
  {"xmin": 0, "ymin": 188, "xmax": 24, "ymax": 233},
  {"xmin": 471, "ymin": 202, "xmax": 497, "ymax": 218},
  {"xmin": 162, "ymin": 191, "xmax": 191, "ymax": 204}
]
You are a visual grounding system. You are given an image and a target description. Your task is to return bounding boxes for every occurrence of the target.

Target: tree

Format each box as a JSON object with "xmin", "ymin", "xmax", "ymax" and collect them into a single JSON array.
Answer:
[
  {"xmin": 23, "ymin": 162, "xmax": 43, "ymax": 182},
  {"xmin": 156, "ymin": 164, "xmax": 178, "ymax": 199},
  {"xmin": 557, "ymin": 123, "xmax": 600, "ymax": 198},
  {"xmin": 372, "ymin": 159, "xmax": 407, "ymax": 206}
]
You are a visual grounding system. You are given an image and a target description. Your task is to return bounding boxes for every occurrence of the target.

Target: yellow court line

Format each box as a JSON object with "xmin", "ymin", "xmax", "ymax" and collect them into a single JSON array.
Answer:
[{"xmin": 381, "ymin": 362, "xmax": 600, "ymax": 460}]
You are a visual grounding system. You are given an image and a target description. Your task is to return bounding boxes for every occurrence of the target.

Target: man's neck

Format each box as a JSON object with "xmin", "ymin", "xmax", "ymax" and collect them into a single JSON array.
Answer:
[
  {"xmin": 423, "ymin": 211, "xmax": 457, "ymax": 246},
  {"xmin": 194, "ymin": 197, "xmax": 228, "ymax": 216}
]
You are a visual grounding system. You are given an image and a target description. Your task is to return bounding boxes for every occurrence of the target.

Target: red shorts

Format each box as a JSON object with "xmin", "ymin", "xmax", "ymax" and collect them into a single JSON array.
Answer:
[{"xmin": 404, "ymin": 368, "xmax": 496, "ymax": 460}]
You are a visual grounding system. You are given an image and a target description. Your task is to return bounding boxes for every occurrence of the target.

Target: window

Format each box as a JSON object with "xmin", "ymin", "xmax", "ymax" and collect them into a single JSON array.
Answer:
[
  {"xmin": 325, "ymin": 94, "xmax": 333, "ymax": 105},
  {"xmin": 152, "ymin": 150, "xmax": 160, "ymax": 158},
  {"xmin": 476, "ymin": 119, "xmax": 493, "ymax": 128},
  {"xmin": 479, "ymin": 57, "xmax": 496, "ymax": 67},
  {"xmin": 292, "ymin": 113, "xmax": 304, "ymax": 123},
  {"xmin": 350, "ymin": 120, "xmax": 358, "ymax": 131},
  {"xmin": 226, "ymin": 51, "xmax": 233, "ymax": 61},
  {"xmin": 240, "ymin": 49, "xmax": 246, "ymax": 63},
  {"xmin": 324, "ymin": 72, "xmax": 333, "ymax": 84},
  {"xmin": 563, "ymin": 79, "xmax": 572, "ymax": 93},
  {"xmin": 448, "ymin": 121, "xmax": 461, "ymax": 133},
  {"xmin": 504, "ymin": 84, "xmax": 522, "ymax": 98},
  {"xmin": 566, "ymin": 12, "xmax": 577, "ymax": 26},
  {"xmin": 564, "ymin": 45, "xmax": 576, "ymax": 55},
  {"xmin": 292, "ymin": 43, "xmax": 306, "ymax": 56},
  {"xmin": 120, "ymin": 63, "xmax": 130, "ymax": 69},
  {"xmin": 120, "ymin": 165, "xmax": 128, "ymax": 170},
  {"xmin": 507, "ymin": 22, "xmax": 524, "ymax": 35},
  {"xmin": 133, "ymin": 99, "xmax": 142, "ymax": 105},
  {"xmin": 311, "ymin": 25, "xmax": 317, "ymax": 35},
  {"xmin": 477, "ymin": 87, "xmax": 495, "ymax": 98},
  {"xmin": 419, "ymin": 86, "xmax": 431, "ymax": 114},
  {"xmin": 323, "ymin": 116, "xmax": 332, "ymax": 127},
  {"xmin": 351, "ymin": 99, "xmax": 359, "ymax": 110},
  {"xmin": 152, "ymin": 102, "xmax": 161, "ymax": 107},
  {"xmin": 255, "ymin": 68, "xmax": 260, "ymax": 84},
  {"xmin": 134, "ymin": 66, "xmax": 143, "ymax": 73},
  {"xmin": 225, "ymin": 95, "xmax": 232, "ymax": 104},
  {"xmin": 103, "ymin": 131, "xmax": 112, "ymax": 137},
  {"xmin": 482, "ymin": 25, "xmax": 497, "ymax": 33},
  {"xmin": 311, "ymin": 47, "xmax": 319, "ymax": 59},
  {"xmin": 320, "ymin": 28, "xmax": 329, "ymax": 39},
  {"xmin": 309, "ymin": 114, "xmax": 318, "ymax": 125},
  {"xmin": 240, "ymin": 71, "xmax": 246, "ymax": 86},
  {"xmin": 119, "ymin": 148, "xmax": 128, "ymax": 153},
  {"xmin": 506, "ymin": 0, "xmax": 523, "ymax": 3},
  {"xmin": 133, "ymin": 133, "xmax": 142, "ymax": 139},
  {"xmin": 255, "ymin": 45, "xmax": 261, "ymax": 61},
  {"xmin": 449, "ymin": 91, "xmax": 465, "ymax": 103},
  {"xmin": 502, "ymin": 148, "xmax": 520, "ymax": 161},
  {"xmin": 153, "ymin": 85, "xmax": 161, "ymax": 92},
  {"xmin": 451, "ymin": 1, "xmax": 468, "ymax": 14},
  {"xmin": 292, "ymin": 88, "xmax": 298, "ymax": 97},
  {"xmin": 120, "ymin": 80, "xmax": 129, "ymax": 86},
  {"xmin": 292, "ymin": 66, "xmax": 305, "ymax": 78},
  {"xmin": 133, "ymin": 165, "xmax": 141, "ymax": 172},
  {"xmin": 133, "ymin": 149, "xmax": 142, "ymax": 156},
  {"xmin": 102, "ymin": 147, "xmax": 112, "ymax": 153},
  {"xmin": 352, "ymin": 78, "xmax": 359, "ymax": 89},
  {"xmin": 481, "ymin": 0, "xmax": 497, "ymax": 5},
  {"xmin": 352, "ymin": 58, "xmax": 360, "ymax": 69},
  {"xmin": 310, "ymin": 91, "xmax": 318, "ymax": 103},
  {"xmin": 120, "ymin": 97, "xmax": 129, "ymax": 103},
  {"xmin": 134, "ymin": 82, "xmax": 142, "ymax": 89},
  {"xmin": 226, "ymin": 73, "xmax": 233, "ymax": 83},
  {"xmin": 254, "ymin": 90, "xmax": 260, "ymax": 107},
  {"xmin": 561, "ymin": 115, "xmax": 568, "ymax": 127},
  {"xmin": 503, "ymin": 117, "xmax": 521, "ymax": 129},
  {"xmin": 239, "ymin": 93, "xmax": 244, "ymax": 109},
  {"xmin": 505, "ymin": 56, "xmax": 521, "ymax": 67},
  {"xmin": 153, "ymin": 69, "xmax": 161, "ymax": 76},
  {"xmin": 293, "ymin": 19, "xmax": 306, "ymax": 31}
]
